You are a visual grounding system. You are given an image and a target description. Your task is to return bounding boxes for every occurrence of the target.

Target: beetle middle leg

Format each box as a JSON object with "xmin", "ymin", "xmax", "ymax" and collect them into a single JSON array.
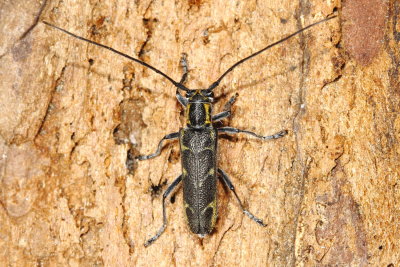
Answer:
[
  {"xmin": 136, "ymin": 132, "xmax": 179, "ymax": 160},
  {"xmin": 217, "ymin": 127, "xmax": 288, "ymax": 140},
  {"xmin": 218, "ymin": 168, "xmax": 266, "ymax": 227},
  {"xmin": 212, "ymin": 93, "xmax": 239, "ymax": 122},
  {"xmin": 145, "ymin": 175, "xmax": 182, "ymax": 247}
]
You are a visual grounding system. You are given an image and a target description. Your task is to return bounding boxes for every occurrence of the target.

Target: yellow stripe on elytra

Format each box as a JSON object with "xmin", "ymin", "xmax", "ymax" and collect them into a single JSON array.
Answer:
[
  {"xmin": 180, "ymin": 142, "xmax": 189, "ymax": 151},
  {"xmin": 179, "ymin": 130, "xmax": 189, "ymax": 151},
  {"xmin": 184, "ymin": 201, "xmax": 194, "ymax": 224},
  {"xmin": 202, "ymin": 198, "xmax": 217, "ymax": 228}
]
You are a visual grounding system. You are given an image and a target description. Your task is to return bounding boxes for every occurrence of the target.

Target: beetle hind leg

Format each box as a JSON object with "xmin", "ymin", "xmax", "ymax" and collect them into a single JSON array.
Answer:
[
  {"xmin": 144, "ymin": 175, "xmax": 182, "ymax": 247},
  {"xmin": 218, "ymin": 168, "xmax": 267, "ymax": 227}
]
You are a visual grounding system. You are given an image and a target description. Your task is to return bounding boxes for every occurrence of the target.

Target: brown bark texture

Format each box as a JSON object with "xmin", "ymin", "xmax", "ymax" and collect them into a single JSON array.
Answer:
[{"xmin": 0, "ymin": 0, "xmax": 399, "ymax": 266}]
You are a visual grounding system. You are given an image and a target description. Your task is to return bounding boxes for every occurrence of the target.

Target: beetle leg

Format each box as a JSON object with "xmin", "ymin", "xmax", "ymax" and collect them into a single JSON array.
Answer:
[
  {"xmin": 176, "ymin": 54, "xmax": 189, "ymax": 107},
  {"xmin": 217, "ymin": 127, "xmax": 288, "ymax": 140},
  {"xmin": 176, "ymin": 89, "xmax": 188, "ymax": 107},
  {"xmin": 218, "ymin": 168, "xmax": 266, "ymax": 227},
  {"xmin": 212, "ymin": 93, "xmax": 238, "ymax": 122},
  {"xmin": 145, "ymin": 175, "xmax": 182, "ymax": 247},
  {"xmin": 136, "ymin": 132, "xmax": 179, "ymax": 160},
  {"xmin": 179, "ymin": 53, "xmax": 189, "ymax": 84}
]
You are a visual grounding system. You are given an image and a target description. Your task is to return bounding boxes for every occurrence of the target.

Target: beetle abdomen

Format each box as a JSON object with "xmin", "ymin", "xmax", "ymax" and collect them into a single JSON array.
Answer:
[{"xmin": 180, "ymin": 127, "xmax": 218, "ymax": 234}]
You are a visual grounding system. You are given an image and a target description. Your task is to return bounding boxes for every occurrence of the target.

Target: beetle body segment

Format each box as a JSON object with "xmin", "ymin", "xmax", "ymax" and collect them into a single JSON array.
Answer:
[
  {"xmin": 180, "ymin": 90, "xmax": 218, "ymax": 235},
  {"xmin": 180, "ymin": 127, "xmax": 218, "ymax": 235},
  {"xmin": 185, "ymin": 91, "xmax": 213, "ymax": 128}
]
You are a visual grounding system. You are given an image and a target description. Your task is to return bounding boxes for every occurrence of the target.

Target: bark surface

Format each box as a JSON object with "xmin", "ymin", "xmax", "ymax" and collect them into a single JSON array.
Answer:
[{"xmin": 0, "ymin": 0, "xmax": 399, "ymax": 266}]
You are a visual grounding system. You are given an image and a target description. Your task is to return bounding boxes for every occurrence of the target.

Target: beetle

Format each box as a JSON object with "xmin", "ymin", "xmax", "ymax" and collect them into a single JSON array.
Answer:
[{"xmin": 43, "ymin": 14, "xmax": 336, "ymax": 246}]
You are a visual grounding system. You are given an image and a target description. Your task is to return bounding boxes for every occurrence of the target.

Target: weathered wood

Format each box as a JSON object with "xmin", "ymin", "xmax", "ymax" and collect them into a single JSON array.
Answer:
[{"xmin": 0, "ymin": 0, "xmax": 398, "ymax": 266}]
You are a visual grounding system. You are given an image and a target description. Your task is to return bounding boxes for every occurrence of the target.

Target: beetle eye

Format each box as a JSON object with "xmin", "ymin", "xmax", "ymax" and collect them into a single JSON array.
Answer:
[
  {"xmin": 201, "ymin": 90, "xmax": 213, "ymax": 97},
  {"xmin": 186, "ymin": 91, "xmax": 195, "ymax": 97}
]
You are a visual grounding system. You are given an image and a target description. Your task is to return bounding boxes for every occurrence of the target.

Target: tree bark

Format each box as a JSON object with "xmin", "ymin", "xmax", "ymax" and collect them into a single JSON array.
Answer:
[{"xmin": 0, "ymin": 0, "xmax": 398, "ymax": 266}]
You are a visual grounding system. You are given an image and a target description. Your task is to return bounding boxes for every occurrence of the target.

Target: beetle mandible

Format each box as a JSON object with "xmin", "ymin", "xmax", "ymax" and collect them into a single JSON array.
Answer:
[{"xmin": 43, "ymin": 14, "xmax": 336, "ymax": 246}]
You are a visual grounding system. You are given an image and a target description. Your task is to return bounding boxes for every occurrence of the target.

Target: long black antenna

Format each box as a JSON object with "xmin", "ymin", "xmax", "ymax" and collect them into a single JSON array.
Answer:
[
  {"xmin": 44, "ymin": 15, "xmax": 336, "ymax": 93},
  {"xmin": 206, "ymin": 15, "xmax": 337, "ymax": 91},
  {"xmin": 42, "ymin": 21, "xmax": 190, "ymax": 92}
]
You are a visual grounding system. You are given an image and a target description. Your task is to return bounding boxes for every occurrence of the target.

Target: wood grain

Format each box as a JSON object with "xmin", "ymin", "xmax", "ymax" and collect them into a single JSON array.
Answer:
[{"xmin": 0, "ymin": 0, "xmax": 399, "ymax": 266}]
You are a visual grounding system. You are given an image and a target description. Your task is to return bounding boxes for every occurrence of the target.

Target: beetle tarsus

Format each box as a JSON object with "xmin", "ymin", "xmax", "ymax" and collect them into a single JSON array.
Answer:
[
  {"xmin": 218, "ymin": 168, "xmax": 268, "ymax": 227},
  {"xmin": 261, "ymin": 129, "xmax": 288, "ymax": 140},
  {"xmin": 244, "ymin": 210, "xmax": 267, "ymax": 227}
]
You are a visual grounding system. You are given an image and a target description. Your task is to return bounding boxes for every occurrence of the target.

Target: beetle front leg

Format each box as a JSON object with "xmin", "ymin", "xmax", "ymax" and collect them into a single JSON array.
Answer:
[
  {"xmin": 218, "ymin": 169, "xmax": 266, "ymax": 227},
  {"xmin": 176, "ymin": 90, "xmax": 188, "ymax": 107},
  {"xmin": 136, "ymin": 132, "xmax": 179, "ymax": 160},
  {"xmin": 212, "ymin": 93, "xmax": 239, "ymax": 122},
  {"xmin": 217, "ymin": 127, "xmax": 288, "ymax": 140},
  {"xmin": 175, "ymin": 54, "xmax": 189, "ymax": 107},
  {"xmin": 179, "ymin": 53, "xmax": 189, "ymax": 84},
  {"xmin": 145, "ymin": 175, "xmax": 182, "ymax": 247}
]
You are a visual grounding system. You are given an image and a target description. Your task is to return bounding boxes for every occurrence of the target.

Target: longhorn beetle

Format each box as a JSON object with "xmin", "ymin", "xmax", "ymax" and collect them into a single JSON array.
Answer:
[{"xmin": 43, "ymin": 14, "xmax": 336, "ymax": 246}]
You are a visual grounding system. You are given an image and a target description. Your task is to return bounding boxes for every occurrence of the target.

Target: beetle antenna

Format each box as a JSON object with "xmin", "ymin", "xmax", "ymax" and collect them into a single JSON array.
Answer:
[
  {"xmin": 42, "ymin": 21, "xmax": 190, "ymax": 92},
  {"xmin": 206, "ymin": 15, "xmax": 337, "ymax": 91}
]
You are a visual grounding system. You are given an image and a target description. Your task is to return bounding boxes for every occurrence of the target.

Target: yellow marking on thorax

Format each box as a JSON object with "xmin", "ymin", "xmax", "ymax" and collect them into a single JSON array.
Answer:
[
  {"xmin": 185, "ymin": 104, "xmax": 191, "ymax": 125},
  {"xmin": 204, "ymin": 103, "xmax": 211, "ymax": 125}
]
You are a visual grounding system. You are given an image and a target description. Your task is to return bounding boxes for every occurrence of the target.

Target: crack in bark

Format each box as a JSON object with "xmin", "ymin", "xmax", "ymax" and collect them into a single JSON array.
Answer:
[
  {"xmin": 34, "ymin": 64, "xmax": 67, "ymax": 142},
  {"xmin": 121, "ymin": 174, "xmax": 134, "ymax": 254},
  {"xmin": 139, "ymin": 0, "xmax": 156, "ymax": 60},
  {"xmin": 321, "ymin": 74, "xmax": 343, "ymax": 91},
  {"xmin": 290, "ymin": 3, "xmax": 311, "ymax": 265},
  {"xmin": 0, "ymin": 0, "xmax": 48, "ymax": 59},
  {"xmin": 211, "ymin": 223, "xmax": 234, "ymax": 265},
  {"xmin": 290, "ymin": 5, "xmax": 342, "ymax": 266},
  {"xmin": 20, "ymin": 0, "xmax": 48, "ymax": 41}
]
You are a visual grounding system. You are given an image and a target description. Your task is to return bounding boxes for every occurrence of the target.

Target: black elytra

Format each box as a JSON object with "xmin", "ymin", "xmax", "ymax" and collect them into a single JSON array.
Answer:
[{"xmin": 42, "ymin": 14, "xmax": 337, "ymax": 246}]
